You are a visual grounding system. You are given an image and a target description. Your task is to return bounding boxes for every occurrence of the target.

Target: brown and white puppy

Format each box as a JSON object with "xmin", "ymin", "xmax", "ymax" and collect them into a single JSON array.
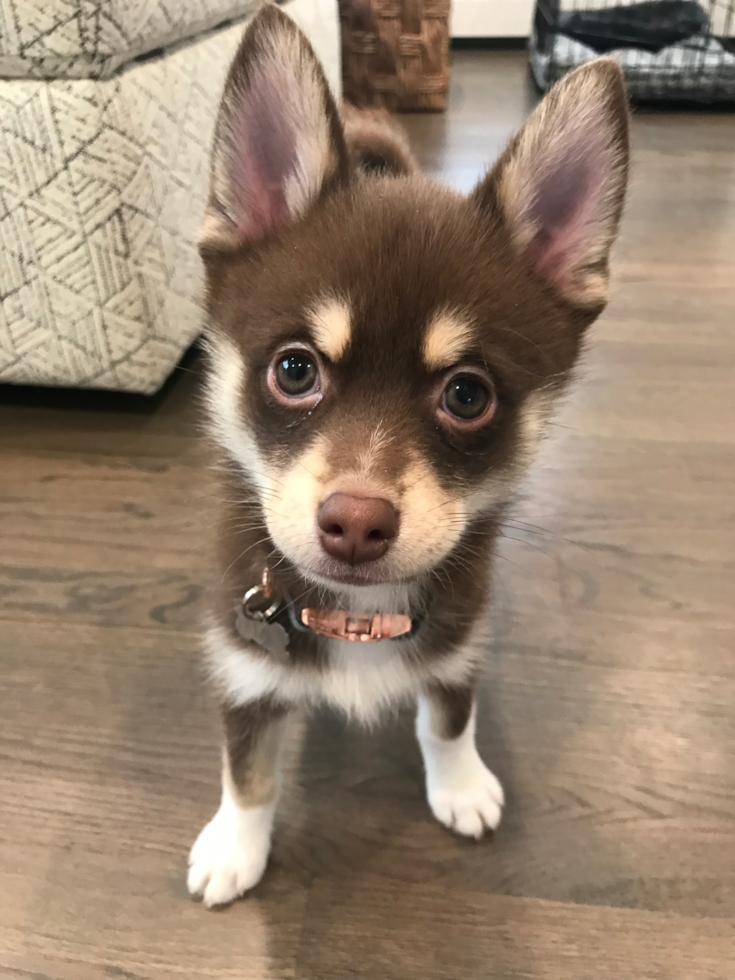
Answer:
[{"xmin": 188, "ymin": 3, "xmax": 629, "ymax": 907}]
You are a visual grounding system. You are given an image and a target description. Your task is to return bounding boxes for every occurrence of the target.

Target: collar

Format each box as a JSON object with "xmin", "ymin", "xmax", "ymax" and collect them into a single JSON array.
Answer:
[{"xmin": 241, "ymin": 567, "xmax": 422, "ymax": 643}]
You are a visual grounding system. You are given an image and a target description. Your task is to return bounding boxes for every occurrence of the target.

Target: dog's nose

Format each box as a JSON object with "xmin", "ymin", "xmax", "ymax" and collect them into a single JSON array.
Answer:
[{"xmin": 317, "ymin": 493, "xmax": 399, "ymax": 565}]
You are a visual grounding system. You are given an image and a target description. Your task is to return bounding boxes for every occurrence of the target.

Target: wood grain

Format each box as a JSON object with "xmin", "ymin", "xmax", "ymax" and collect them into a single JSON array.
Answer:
[
  {"xmin": 299, "ymin": 877, "xmax": 735, "ymax": 980},
  {"xmin": 1, "ymin": 49, "xmax": 734, "ymax": 979}
]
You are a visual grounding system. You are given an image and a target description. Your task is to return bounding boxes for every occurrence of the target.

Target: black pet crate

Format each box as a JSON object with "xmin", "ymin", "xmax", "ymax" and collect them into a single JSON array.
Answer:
[{"xmin": 530, "ymin": 0, "xmax": 735, "ymax": 101}]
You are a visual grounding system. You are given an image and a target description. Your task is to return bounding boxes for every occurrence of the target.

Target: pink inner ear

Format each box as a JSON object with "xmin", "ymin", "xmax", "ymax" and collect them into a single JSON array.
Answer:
[
  {"xmin": 524, "ymin": 136, "xmax": 610, "ymax": 293},
  {"xmin": 228, "ymin": 66, "xmax": 298, "ymax": 243}
]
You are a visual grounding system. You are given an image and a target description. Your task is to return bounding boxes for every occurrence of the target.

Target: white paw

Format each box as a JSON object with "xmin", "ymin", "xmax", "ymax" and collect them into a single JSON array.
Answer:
[
  {"xmin": 426, "ymin": 755, "xmax": 504, "ymax": 839},
  {"xmin": 187, "ymin": 796, "xmax": 274, "ymax": 907}
]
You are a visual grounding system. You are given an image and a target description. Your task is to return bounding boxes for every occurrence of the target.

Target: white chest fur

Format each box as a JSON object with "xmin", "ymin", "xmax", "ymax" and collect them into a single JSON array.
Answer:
[{"xmin": 205, "ymin": 623, "xmax": 479, "ymax": 723}]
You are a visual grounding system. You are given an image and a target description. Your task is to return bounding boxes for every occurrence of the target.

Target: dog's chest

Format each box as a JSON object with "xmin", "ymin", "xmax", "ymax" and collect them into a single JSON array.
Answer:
[{"xmin": 319, "ymin": 638, "xmax": 422, "ymax": 717}]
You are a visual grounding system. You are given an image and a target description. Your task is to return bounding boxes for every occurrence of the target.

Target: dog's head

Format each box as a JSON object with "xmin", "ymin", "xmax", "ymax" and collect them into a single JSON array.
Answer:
[{"xmin": 202, "ymin": 4, "xmax": 629, "ymax": 592}]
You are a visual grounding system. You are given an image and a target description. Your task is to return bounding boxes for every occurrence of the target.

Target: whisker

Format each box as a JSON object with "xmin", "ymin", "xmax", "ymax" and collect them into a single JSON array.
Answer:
[{"xmin": 220, "ymin": 535, "xmax": 273, "ymax": 583}]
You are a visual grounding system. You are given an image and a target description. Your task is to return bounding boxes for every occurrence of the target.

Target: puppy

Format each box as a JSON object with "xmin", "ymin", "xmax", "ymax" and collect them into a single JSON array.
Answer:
[{"xmin": 188, "ymin": 3, "xmax": 629, "ymax": 907}]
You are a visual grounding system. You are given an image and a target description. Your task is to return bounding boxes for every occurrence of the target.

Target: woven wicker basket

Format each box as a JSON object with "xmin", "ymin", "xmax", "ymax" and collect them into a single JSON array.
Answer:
[{"xmin": 339, "ymin": 0, "xmax": 451, "ymax": 111}]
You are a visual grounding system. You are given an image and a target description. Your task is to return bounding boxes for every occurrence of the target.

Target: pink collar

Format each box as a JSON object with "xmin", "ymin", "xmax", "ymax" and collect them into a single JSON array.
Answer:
[{"xmin": 243, "ymin": 567, "xmax": 415, "ymax": 643}]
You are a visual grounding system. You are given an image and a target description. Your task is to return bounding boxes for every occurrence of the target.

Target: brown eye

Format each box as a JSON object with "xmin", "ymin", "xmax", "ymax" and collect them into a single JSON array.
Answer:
[
  {"xmin": 443, "ymin": 375, "xmax": 490, "ymax": 421},
  {"xmin": 275, "ymin": 351, "xmax": 318, "ymax": 397}
]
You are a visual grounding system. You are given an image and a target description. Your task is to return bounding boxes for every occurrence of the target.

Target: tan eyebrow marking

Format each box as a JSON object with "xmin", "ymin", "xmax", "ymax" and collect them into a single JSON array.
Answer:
[
  {"xmin": 307, "ymin": 297, "xmax": 352, "ymax": 361},
  {"xmin": 422, "ymin": 311, "xmax": 475, "ymax": 370}
]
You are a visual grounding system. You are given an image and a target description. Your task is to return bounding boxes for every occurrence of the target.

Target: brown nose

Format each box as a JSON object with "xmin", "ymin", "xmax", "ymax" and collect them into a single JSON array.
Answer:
[{"xmin": 317, "ymin": 493, "xmax": 399, "ymax": 565}]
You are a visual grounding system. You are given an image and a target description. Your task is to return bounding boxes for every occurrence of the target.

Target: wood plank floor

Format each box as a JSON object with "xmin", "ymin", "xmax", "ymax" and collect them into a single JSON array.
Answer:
[{"xmin": 1, "ymin": 50, "xmax": 735, "ymax": 979}]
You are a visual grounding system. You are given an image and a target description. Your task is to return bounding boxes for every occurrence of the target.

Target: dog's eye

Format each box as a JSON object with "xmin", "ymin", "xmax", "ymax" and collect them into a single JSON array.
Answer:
[
  {"xmin": 443, "ymin": 375, "xmax": 491, "ymax": 421},
  {"xmin": 274, "ymin": 352, "xmax": 319, "ymax": 397}
]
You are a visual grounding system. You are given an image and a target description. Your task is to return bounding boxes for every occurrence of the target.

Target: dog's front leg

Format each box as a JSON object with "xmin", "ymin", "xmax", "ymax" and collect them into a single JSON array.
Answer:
[
  {"xmin": 188, "ymin": 698, "xmax": 289, "ymax": 906},
  {"xmin": 416, "ymin": 685, "xmax": 504, "ymax": 838}
]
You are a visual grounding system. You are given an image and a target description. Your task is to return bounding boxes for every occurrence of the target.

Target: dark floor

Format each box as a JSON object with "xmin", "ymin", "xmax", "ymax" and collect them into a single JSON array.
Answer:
[{"xmin": 1, "ymin": 49, "xmax": 735, "ymax": 979}]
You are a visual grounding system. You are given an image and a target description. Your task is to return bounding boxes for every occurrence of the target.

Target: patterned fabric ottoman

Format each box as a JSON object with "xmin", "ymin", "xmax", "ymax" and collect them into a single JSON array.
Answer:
[{"xmin": 0, "ymin": 0, "xmax": 341, "ymax": 392}]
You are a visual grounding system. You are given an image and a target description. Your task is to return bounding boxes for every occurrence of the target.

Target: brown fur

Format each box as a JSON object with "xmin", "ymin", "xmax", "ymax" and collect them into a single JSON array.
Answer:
[
  {"xmin": 201, "ymin": 14, "xmax": 629, "ymax": 691},
  {"xmin": 196, "ymin": 5, "xmax": 629, "ymax": 836},
  {"xmin": 223, "ymin": 699, "xmax": 289, "ymax": 807},
  {"xmin": 423, "ymin": 683, "xmax": 477, "ymax": 740},
  {"xmin": 340, "ymin": 104, "xmax": 418, "ymax": 176}
]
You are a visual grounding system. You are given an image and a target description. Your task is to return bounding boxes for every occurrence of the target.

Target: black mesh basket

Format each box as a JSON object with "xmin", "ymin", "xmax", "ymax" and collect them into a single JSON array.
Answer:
[{"xmin": 530, "ymin": 0, "xmax": 735, "ymax": 101}]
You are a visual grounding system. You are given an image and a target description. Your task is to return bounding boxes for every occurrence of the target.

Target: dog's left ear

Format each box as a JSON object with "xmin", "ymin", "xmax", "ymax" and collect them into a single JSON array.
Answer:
[
  {"xmin": 473, "ymin": 59, "xmax": 629, "ymax": 309},
  {"xmin": 200, "ymin": 2, "xmax": 349, "ymax": 252}
]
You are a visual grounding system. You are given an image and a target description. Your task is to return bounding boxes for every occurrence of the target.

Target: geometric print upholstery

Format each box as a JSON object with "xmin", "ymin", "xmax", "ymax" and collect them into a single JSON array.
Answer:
[
  {"xmin": 0, "ymin": 0, "xmax": 256, "ymax": 79},
  {"xmin": 0, "ymin": 21, "xmax": 246, "ymax": 392}
]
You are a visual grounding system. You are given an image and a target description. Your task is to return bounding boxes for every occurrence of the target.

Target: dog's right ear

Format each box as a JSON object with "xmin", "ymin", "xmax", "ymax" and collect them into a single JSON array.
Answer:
[{"xmin": 200, "ymin": 3, "xmax": 349, "ymax": 253}]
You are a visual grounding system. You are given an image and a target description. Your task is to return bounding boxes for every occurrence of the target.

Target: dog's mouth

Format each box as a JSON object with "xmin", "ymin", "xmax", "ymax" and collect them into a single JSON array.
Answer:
[{"xmin": 308, "ymin": 557, "xmax": 398, "ymax": 588}]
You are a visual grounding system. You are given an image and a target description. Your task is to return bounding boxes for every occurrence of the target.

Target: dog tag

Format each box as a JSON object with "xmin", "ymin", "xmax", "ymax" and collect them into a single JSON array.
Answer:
[{"xmin": 235, "ymin": 608, "xmax": 290, "ymax": 663}]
